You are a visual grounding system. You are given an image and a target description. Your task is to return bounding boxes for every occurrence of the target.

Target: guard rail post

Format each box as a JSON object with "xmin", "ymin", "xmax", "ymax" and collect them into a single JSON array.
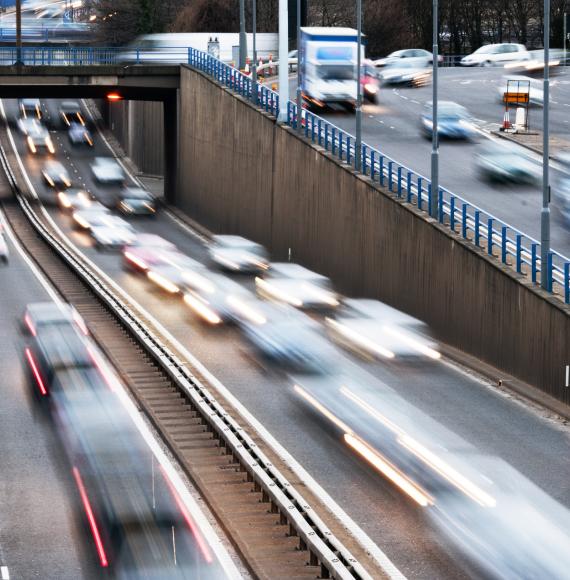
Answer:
[
  {"xmin": 418, "ymin": 177, "xmax": 423, "ymax": 210},
  {"xmin": 331, "ymin": 128, "xmax": 336, "ymax": 156},
  {"xmin": 531, "ymin": 243, "xmax": 538, "ymax": 283},
  {"xmin": 461, "ymin": 203, "xmax": 469, "ymax": 240},
  {"xmin": 338, "ymin": 132, "xmax": 343, "ymax": 160},
  {"xmin": 324, "ymin": 124, "xmax": 329, "ymax": 151},
  {"xmin": 136, "ymin": 49, "xmax": 140, "ymax": 64},
  {"xmin": 407, "ymin": 171, "xmax": 413, "ymax": 202},
  {"xmin": 347, "ymin": 136, "xmax": 352, "ymax": 165},
  {"xmin": 474, "ymin": 210, "xmax": 481, "ymax": 246},
  {"xmin": 379, "ymin": 156, "xmax": 385, "ymax": 186},
  {"xmin": 397, "ymin": 166, "xmax": 403, "ymax": 197},
  {"xmin": 501, "ymin": 226, "xmax": 508, "ymax": 264},
  {"xmin": 388, "ymin": 161, "xmax": 394, "ymax": 191},
  {"xmin": 362, "ymin": 145, "xmax": 368, "ymax": 174},
  {"xmin": 487, "ymin": 218, "xmax": 494, "ymax": 255},
  {"xmin": 564, "ymin": 262, "xmax": 570, "ymax": 304},
  {"xmin": 547, "ymin": 252, "xmax": 553, "ymax": 292},
  {"xmin": 516, "ymin": 235, "xmax": 523, "ymax": 273},
  {"xmin": 438, "ymin": 189, "xmax": 444, "ymax": 223},
  {"xmin": 317, "ymin": 119, "xmax": 322, "ymax": 146},
  {"xmin": 427, "ymin": 184, "xmax": 432, "ymax": 213},
  {"xmin": 370, "ymin": 151, "xmax": 376, "ymax": 181},
  {"xmin": 450, "ymin": 196, "xmax": 456, "ymax": 230}
]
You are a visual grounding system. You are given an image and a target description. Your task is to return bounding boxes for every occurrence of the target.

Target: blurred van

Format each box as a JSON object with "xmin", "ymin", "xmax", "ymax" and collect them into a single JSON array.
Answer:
[{"xmin": 118, "ymin": 32, "xmax": 278, "ymax": 65}]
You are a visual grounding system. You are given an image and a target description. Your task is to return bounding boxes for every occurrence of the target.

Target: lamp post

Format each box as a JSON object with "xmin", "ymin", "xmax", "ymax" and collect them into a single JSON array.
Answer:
[
  {"xmin": 296, "ymin": 0, "xmax": 302, "ymax": 133},
  {"xmin": 430, "ymin": 0, "xmax": 439, "ymax": 218},
  {"xmin": 355, "ymin": 0, "xmax": 363, "ymax": 171},
  {"xmin": 239, "ymin": 0, "xmax": 247, "ymax": 70},
  {"xmin": 541, "ymin": 0, "xmax": 551, "ymax": 290},
  {"xmin": 278, "ymin": 0, "xmax": 289, "ymax": 123},
  {"xmin": 252, "ymin": 0, "xmax": 257, "ymax": 104}
]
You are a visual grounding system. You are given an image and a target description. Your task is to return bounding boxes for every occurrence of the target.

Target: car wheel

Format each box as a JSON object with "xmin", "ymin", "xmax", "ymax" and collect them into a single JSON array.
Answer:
[{"xmin": 483, "ymin": 60, "xmax": 492, "ymax": 67}]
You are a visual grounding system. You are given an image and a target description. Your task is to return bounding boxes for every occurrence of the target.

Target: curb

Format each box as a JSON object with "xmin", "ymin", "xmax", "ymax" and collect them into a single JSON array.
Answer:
[{"xmin": 492, "ymin": 130, "xmax": 570, "ymax": 164}]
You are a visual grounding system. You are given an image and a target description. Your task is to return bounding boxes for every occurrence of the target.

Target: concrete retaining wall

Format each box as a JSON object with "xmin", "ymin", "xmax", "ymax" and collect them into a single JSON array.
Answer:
[
  {"xmin": 107, "ymin": 100, "xmax": 164, "ymax": 176},
  {"xmin": 177, "ymin": 65, "xmax": 570, "ymax": 408}
]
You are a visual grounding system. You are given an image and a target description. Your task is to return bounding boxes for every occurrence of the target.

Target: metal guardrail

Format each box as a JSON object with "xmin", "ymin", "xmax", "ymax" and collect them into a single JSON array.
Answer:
[
  {"xmin": 0, "ymin": 140, "xmax": 372, "ymax": 580},
  {"xmin": 186, "ymin": 47, "xmax": 570, "ymax": 305},
  {"xmin": 0, "ymin": 26, "xmax": 91, "ymax": 43}
]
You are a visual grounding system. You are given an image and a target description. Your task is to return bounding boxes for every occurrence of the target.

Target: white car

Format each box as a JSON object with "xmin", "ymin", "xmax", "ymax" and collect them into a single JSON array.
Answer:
[
  {"xmin": 209, "ymin": 235, "xmax": 269, "ymax": 273},
  {"xmin": 57, "ymin": 189, "xmax": 95, "ymax": 212},
  {"xmin": 378, "ymin": 61, "xmax": 432, "ymax": 86},
  {"xmin": 68, "ymin": 123, "xmax": 94, "ymax": 147},
  {"xmin": 24, "ymin": 122, "xmax": 55, "ymax": 154},
  {"xmin": 19, "ymin": 98, "xmax": 42, "ymax": 120},
  {"xmin": 71, "ymin": 206, "xmax": 112, "ymax": 231},
  {"xmin": 255, "ymin": 262, "xmax": 339, "ymax": 310},
  {"xmin": 17, "ymin": 117, "xmax": 42, "ymax": 136},
  {"xmin": 460, "ymin": 43, "xmax": 529, "ymax": 67},
  {"xmin": 91, "ymin": 225, "xmax": 136, "ymax": 250},
  {"xmin": 42, "ymin": 160, "xmax": 71, "ymax": 189},
  {"xmin": 90, "ymin": 157, "xmax": 125, "ymax": 185},
  {"xmin": 374, "ymin": 48, "xmax": 434, "ymax": 68},
  {"xmin": 326, "ymin": 298, "xmax": 440, "ymax": 360},
  {"xmin": 147, "ymin": 254, "xmax": 206, "ymax": 294},
  {"xmin": 122, "ymin": 234, "xmax": 178, "ymax": 272}
]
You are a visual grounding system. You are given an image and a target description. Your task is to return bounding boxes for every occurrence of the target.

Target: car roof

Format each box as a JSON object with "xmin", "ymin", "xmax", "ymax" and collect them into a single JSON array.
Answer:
[
  {"xmin": 213, "ymin": 234, "xmax": 259, "ymax": 247},
  {"xmin": 122, "ymin": 188, "xmax": 151, "ymax": 199},
  {"xmin": 33, "ymin": 325, "xmax": 93, "ymax": 369},
  {"xmin": 268, "ymin": 262, "xmax": 327, "ymax": 280},
  {"xmin": 26, "ymin": 302, "xmax": 75, "ymax": 324},
  {"xmin": 60, "ymin": 101, "xmax": 81, "ymax": 109}
]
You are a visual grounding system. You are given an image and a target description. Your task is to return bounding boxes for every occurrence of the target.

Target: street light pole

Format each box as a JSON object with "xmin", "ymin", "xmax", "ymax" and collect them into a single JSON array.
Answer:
[
  {"xmin": 430, "ymin": 0, "xmax": 439, "ymax": 218},
  {"xmin": 252, "ymin": 0, "xmax": 257, "ymax": 104},
  {"xmin": 15, "ymin": 0, "xmax": 22, "ymax": 66},
  {"xmin": 541, "ymin": 0, "xmax": 551, "ymax": 290},
  {"xmin": 278, "ymin": 0, "xmax": 289, "ymax": 123},
  {"xmin": 355, "ymin": 0, "xmax": 363, "ymax": 171},
  {"xmin": 564, "ymin": 12, "xmax": 567, "ymax": 68},
  {"xmin": 239, "ymin": 0, "xmax": 247, "ymax": 70},
  {"xmin": 296, "ymin": 0, "xmax": 302, "ymax": 133}
]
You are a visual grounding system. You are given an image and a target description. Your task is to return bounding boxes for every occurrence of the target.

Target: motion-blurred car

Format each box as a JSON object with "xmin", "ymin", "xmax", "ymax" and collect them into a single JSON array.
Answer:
[
  {"xmin": 419, "ymin": 101, "xmax": 475, "ymax": 140},
  {"xmin": 326, "ymin": 298, "xmax": 440, "ymax": 361},
  {"xmin": 240, "ymin": 301, "xmax": 339, "ymax": 373},
  {"xmin": 91, "ymin": 224, "xmax": 137, "ymax": 250},
  {"xmin": 57, "ymin": 189, "xmax": 95, "ymax": 213},
  {"xmin": 361, "ymin": 61, "xmax": 380, "ymax": 103},
  {"xmin": 59, "ymin": 101, "xmax": 85, "ymax": 127},
  {"xmin": 23, "ymin": 301, "xmax": 89, "ymax": 337},
  {"xmin": 0, "ymin": 228, "xmax": 9, "ymax": 264},
  {"xmin": 373, "ymin": 48, "xmax": 436, "ymax": 68},
  {"xmin": 209, "ymin": 235, "xmax": 269, "ymax": 273},
  {"xmin": 147, "ymin": 254, "xmax": 207, "ymax": 295},
  {"xmin": 183, "ymin": 271, "xmax": 254, "ymax": 325},
  {"xmin": 71, "ymin": 206, "xmax": 113, "ymax": 231},
  {"xmin": 68, "ymin": 122, "xmax": 94, "ymax": 147},
  {"xmin": 555, "ymin": 153, "xmax": 570, "ymax": 225},
  {"xmin": 19, "ymin": 98, "xmax": 42, "ymax": 120},
  {"xmin": 90, "ymin": 157, "xmax": 126, "ymax": 186},
  {"xmin": 25, "ymin": 122, "xmax": 55, "ymax": 154},
  {"xmin": 460, "ymin": 43, "xmax": 530, "ymax": 67},
  {"xmin": 378, "ymin": 61, "xmax": 431, "ymax": 87},
  {"xmin": 117, "ymin": 187, "xmax": 156, "ymax": 216},
  {"xmin": 504, "ymin": 49, "xmax": 562, "ymax": 76},
  {"xmin": 497, "ymin": 75, "xmax": 544, "ymax": 106},
  {"xmin": 17, "ymin": 117, "xmax": 41, "ymax": 136},
  {"xmin": 42, "ymin": 160, "xmax": 71, "ymax": 189},
  {"xmin": 475, "ymin": 142, "xmax": 540, "ymax": 184},
  {"xmin": 255, "ymin": 262, "xmax": 339, "ymax": 310},
  {"xmin": 122, "ymin": 234, "xmax": 177, "ymax": 272}
]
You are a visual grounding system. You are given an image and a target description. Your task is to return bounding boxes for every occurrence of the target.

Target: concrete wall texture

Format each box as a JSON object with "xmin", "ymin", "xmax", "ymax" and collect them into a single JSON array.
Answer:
[
  {"xmin": 107, "ymin": 100, "xmax": 164, "ymax": 176},
  {"xmin": 177, "ymin": 64, "xmax": 570, "ymax": 408}
]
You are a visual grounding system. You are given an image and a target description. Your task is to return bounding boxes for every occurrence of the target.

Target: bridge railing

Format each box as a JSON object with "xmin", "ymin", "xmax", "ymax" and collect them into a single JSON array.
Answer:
[{"xmin": 187, "ymin": 46, "xmax": 570, "ymax": 305}]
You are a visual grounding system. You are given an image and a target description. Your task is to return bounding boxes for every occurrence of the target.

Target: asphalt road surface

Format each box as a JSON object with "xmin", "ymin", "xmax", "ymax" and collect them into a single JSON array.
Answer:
[{"xmin": 3, "ymin": 97, "xmax": 569, "ymax": 578}]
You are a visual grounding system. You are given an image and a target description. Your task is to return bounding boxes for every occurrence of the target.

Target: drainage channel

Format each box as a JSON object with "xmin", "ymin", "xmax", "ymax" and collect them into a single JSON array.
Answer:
[{"xmin": 0, "ymin": 143, "xmax": 379, "ymax": 580}]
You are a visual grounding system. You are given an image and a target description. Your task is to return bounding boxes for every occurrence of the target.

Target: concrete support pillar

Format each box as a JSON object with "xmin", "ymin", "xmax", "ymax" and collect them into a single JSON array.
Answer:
[{"xmin": 163, "ymin": 91, "xmax": 178, "ymax": 205}]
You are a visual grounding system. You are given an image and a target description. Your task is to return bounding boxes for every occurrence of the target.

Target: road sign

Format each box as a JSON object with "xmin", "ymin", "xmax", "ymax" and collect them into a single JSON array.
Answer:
[
  {"xmin": 63, "ymin": 9, "xmax": 73, "ymax": 23},
  {"xmin": 503, "ymin": 92, "xmax": 529, "ymax": 104}
]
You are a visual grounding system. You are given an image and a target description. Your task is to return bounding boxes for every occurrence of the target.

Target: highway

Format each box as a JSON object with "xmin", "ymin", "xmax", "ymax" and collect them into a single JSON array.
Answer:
[
  {"xmin": 0, "ymin": 207, "xmax": 99, "ymax": 580},
  {"xmin": 290, "ymin": 67, "xmax": 570, "ymax": 256},
  {"xmin": 2, "ymin": 97, "xmax": 569, "ymax": 578}
]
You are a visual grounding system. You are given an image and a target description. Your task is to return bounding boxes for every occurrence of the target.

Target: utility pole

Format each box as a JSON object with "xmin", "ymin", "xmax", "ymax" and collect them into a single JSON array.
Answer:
[
  {"xmin": 278, "ymin": 0, "xmax": 289, "ymax": 123},
  {"xmin": 355, "ymin": 0, "xmax": 363, "ymax": 171},
  {"xmin": 564, "ymin": 12, "xmax": 567, "ymax": 68},
  {"xmin": 252, "ymin": 0, "xmax": 257, "ymax": 104},
  {"xmin": 16, "ymin": 0, "xmax": 22, "ymax": 66},
  {"xmin": 541, "ymin": 0, "xmax": 551, "ymax": 290},
  {"xmin": 296, "ymin": 0, "xmax": 302, "ymax": 133},
  {"xmin": 239, "ymin": 0, "xmax": 247, "ymax": 70},
  {"xmin": 430, "ymin": 0, "xmax": 439, "ymax": 218}
]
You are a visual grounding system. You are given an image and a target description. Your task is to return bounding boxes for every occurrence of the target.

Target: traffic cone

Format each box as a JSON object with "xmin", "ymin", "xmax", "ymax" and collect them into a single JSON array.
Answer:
[{"xmin": 501, "ymin": 110, "xmax": 512, "ymax": 131}]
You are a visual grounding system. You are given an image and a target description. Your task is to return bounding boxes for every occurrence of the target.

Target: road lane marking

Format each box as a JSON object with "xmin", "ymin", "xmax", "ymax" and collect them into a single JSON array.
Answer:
[
  {"xmin": 1, "ymin": 566, "xmax": 9, "ymax": 580},
  {"xmin": 6, "ymin": 98, "xmax": 407, "ymax": 580}
]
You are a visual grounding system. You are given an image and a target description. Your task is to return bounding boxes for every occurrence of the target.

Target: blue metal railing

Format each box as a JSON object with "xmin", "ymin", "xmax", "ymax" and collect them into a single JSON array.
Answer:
[
  {"xmin": 185, "ymin": 47, "xmax": 570, "ymax": 305},
  {"xmin": 0, "ymin": 44, "xmax": 566, "ymax": 303}
]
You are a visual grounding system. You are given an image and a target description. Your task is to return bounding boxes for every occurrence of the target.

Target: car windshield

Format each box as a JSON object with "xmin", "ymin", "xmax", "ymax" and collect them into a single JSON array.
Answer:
[
  {"xmin": 317, "ymin": 63, "xmax": 355, "ymax": 80},
  {"xmin": 474, "ymin": 45, "xmax": 497, "ymax": 55}
]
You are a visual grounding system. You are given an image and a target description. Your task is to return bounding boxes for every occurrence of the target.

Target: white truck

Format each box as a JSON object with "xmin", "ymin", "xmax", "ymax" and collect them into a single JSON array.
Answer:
[{"xmin": 300, "ymin": 27, "xmax": 358, "ymax": 111}]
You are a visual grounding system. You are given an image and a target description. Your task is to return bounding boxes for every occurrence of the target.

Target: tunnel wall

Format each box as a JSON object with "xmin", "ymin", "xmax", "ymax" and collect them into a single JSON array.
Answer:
[
  {"xmin": 177, "ymin": 65, "xmax": 570, "ymax": 408},
  {"xmin": 107, "ymin": 100, "xmax": 164, "ymax": 176}
]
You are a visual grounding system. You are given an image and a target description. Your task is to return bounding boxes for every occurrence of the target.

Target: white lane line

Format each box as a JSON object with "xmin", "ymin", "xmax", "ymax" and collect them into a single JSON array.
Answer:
[
  {"xmin": 39, "ymin": 101, "xmax": 407, "ymax": 579},
  {"xmin": 0, "ymin": 209, "xmax": 61, "ymax": 303},
  {"xmin": 400, "ymin": 95, "xmax": 408, "ymax": 100},
  {"xmin": 1, "ymin": 566, "xmax": 9, "ymax": 580},
  {"xmin": 1, "ymin": 112, "xmax": 242, "ymax": 580},
  {"xmin": 389, "ymin": 126, "xmax": 395, "ymax": 130},
  {"xmin": 411, "ymin": 99, "xmax": 420, "ymax": 104}
]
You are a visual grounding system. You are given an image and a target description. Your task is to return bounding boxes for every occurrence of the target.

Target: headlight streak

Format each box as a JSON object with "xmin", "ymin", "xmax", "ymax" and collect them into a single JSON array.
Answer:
[
  {"xmin": 294, "ymin": 385, "xmax": 353, "ymax": 433},
  {"xmin": 183, "ymin": 293, "xmax": 222, "ymax": 324},
  {"xmin": 123, "ymin": 250, "xmax": 148, "ymax": 271},
  {"xmin": 326, "ymin": 318, "xmax": 395, "ymax": 359},
  {"xmin": 255, "ymin": 277, "xmax": 303, "ymax": 307},
  {"xmin": 381, "ymin": 325, "xmax": 441, "ymax": 359},
  {"xmin": 147, "ymin": 271, "xmax": 180, "ymax": 294},
  {"xmin": 225, "ymin": 295, "xmax": 267, "ymax": 325},
  {"xmin": 300, "ymin": 283, "xmax": 339, "ymax": 307}
]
